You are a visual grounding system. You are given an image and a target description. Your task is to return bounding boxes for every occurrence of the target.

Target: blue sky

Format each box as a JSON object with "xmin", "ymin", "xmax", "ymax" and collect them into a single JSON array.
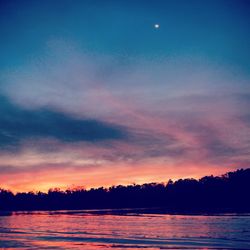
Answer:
[
  {"xmin": 0, "ymin": 0, "xmax": 250, "ymax": 191},
  {"xmin": 1, "ymin": 0, "xmax": 250, "ymax": 71}
]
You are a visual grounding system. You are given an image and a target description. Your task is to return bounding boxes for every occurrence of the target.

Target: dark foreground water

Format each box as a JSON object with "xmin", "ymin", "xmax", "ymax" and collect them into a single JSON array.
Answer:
[{"xmin": 0, "ymin": 210, "xmax": 250, "ymax": 250}]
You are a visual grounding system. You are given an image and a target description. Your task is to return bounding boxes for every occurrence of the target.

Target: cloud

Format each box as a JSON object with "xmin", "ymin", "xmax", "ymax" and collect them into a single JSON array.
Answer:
[
  {"xmin": 0, "ymin": 94, "xmax": 127, "ymax": 148},
  {"xmin": 1, "ymin": 42, "xmax": 250, "ymax": 191}
]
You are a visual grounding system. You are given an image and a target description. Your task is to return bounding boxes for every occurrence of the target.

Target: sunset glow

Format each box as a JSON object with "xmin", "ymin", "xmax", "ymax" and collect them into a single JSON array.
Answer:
[{"xmin": 0, "ymin": 0, "xmax": 250, "ymax": 193}]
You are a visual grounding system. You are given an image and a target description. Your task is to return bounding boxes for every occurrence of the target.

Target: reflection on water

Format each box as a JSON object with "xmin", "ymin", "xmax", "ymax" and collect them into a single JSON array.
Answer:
[{"xmin": 0, "ymin": 210, "xmax": 250, "ymax": 249}]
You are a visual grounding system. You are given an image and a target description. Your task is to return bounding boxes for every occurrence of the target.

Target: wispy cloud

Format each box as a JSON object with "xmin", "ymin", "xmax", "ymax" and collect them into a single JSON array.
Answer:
[{"xmin": 1, "ymin": 42, "xmax": 250, "ymax": 191}]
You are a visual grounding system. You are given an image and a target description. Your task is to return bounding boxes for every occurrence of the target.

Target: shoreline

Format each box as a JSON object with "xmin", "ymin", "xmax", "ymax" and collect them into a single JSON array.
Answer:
[{"xmin": 1, "ymin": 207, "xmax": 250, "ymax": 216}]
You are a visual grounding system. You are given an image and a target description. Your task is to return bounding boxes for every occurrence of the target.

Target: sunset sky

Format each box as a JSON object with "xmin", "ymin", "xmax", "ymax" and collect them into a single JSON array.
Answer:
[{"xmin": 0, "ymin": 0, "xmax": 250, "ymax": 192}]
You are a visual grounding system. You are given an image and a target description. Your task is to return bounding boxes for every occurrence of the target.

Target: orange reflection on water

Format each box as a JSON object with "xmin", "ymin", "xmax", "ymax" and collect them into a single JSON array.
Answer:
[{"xmin": 1, "ymin": 211, "xmax": 250, "ymax": 249}]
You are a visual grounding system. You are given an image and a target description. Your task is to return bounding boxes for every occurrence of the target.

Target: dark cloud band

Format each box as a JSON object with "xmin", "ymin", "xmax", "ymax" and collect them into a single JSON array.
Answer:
[{"xmin": 0, "ymin": 95, "xmax": 127, "ymax": 147}]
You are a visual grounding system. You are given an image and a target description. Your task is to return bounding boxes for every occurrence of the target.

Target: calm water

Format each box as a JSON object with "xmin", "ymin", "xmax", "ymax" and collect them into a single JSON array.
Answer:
[{"xmin": 0, "ymin": 210, "xmax": 250, "ymax": 250}]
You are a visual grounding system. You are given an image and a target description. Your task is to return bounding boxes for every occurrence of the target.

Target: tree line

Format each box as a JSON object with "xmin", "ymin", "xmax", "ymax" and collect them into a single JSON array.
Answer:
[{"xmin": 0, "ymin": 168, "xmax": 250, "ymax": 212}]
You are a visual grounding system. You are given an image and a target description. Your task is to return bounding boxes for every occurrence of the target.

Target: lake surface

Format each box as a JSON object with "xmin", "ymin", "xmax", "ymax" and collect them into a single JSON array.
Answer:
[{"xmin": 0, "ymin": 210, "xmax": 250, "ymax": 249}]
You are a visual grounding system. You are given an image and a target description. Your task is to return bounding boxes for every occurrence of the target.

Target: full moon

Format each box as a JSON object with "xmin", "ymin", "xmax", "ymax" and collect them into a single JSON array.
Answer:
[{"xmin": 154, "ymin": 24, "xmax": 160, "ymax": 29}]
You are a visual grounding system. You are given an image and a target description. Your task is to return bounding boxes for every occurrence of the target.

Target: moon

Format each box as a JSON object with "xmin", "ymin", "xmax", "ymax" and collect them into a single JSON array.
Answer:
[{"xmin": 154, "ymin": 24, "xmax": 160, "ymax": 29}]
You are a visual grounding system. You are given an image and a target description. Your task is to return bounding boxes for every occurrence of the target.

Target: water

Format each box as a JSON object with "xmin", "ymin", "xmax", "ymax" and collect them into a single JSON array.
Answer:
[{"xmin": 0, "ymin": 210, "xmax": 250, "ymax": 249}]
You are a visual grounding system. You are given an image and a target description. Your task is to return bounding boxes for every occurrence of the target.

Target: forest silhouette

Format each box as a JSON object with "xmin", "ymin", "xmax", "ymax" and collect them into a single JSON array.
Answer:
[{"xmin": 0, "ymin": 168, "xmax": 250, "ymax": 213}]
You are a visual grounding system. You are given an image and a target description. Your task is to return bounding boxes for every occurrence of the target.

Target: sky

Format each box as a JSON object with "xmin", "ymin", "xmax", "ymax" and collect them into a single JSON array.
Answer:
[{"xmin": 0, "ymin": 0, "xmax": 250, "ymax": 192}]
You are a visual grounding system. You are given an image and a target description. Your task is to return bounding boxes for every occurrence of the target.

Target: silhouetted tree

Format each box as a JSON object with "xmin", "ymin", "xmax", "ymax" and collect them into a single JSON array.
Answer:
[{"xmin": 0, "ymin": 168, "xmax": 250, "ymax": 213}]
